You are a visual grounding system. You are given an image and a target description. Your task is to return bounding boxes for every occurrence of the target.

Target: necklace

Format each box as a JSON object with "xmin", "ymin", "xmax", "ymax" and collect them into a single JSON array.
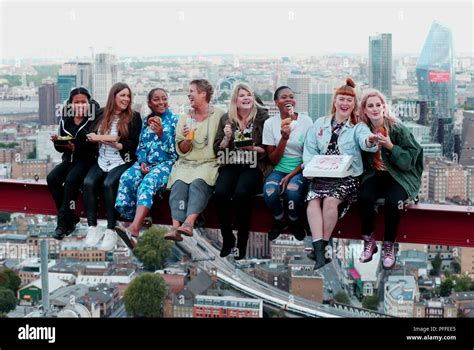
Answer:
[{"xmin": 191, "ymin": 105, "xmax": 213, "ymax": 148}]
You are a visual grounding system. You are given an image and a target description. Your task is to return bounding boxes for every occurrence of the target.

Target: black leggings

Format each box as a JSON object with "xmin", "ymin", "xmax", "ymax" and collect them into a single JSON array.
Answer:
[
  {"xmin": 47, "ymin": 161, "xmax": 92, "ymax": 227},
  {"xmin": 358, "ymin": 171, "xmax": 408, "ymax": 243},
  {"xmin": 213, "ymin": 165, "xmax": 263, "ymax": 241},
  {"xmin": 83, "ymin": 163, "xmax": 129, "ymax": 229}
]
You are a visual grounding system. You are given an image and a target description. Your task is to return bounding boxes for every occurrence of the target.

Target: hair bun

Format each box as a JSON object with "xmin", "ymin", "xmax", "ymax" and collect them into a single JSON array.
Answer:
[{"xmin": 345, "ymin": 78, "xmax": 356, "ymax": 88}]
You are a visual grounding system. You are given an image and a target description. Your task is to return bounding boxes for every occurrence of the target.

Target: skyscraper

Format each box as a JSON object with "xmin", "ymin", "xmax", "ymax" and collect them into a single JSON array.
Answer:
[
  {"xmin": 57, "ymin": 63, "xmax": 78, "ymax": 103},
  {"xmin": 93, "ymin": 53, "xmax": 118, "ymax": 106},
  {"xmin": 77, "ymin": 62, "xmax": 93, "ymax": 92},
  {"xmin": 57, "ymin": 75, "xmax": 77, "ymax": 103},
  {"xmin": 38, "ymin": 83, "xmax": 60, "ymax": 125},
  {"xmin": 369, "ymin": 33, "xmax": 392, "ymax": 99},
  {"xmin": 416, "ymin": 21, "xmax": 456, "ymax": 157},
  {"xmin": 460, "ymin": 111, "xmax": 474, "ymax": 167},
  {"xmin": 308, "ymin": 83, "xmax": 333, "ymax": 121},
  {"xmin": 287, "ymin": 73, "xmax": 310, "ymax": 114}
]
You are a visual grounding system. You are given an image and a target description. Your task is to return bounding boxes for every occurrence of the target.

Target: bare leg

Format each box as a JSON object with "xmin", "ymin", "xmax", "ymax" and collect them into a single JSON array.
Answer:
[
  {"xmin": 322, "ymin": 197, "xmax": 342, "ymax": 240},
  {"xmin": 127, "ymin": 205, "xmax": 150, "ymax": 236},
  {"xmin": 307, "ymin": 199, "xmax": 323, "ymax": 240},
  {"xmin": 184, "ymin": 213, "xmax": 199, "ymax": 227},
  {"xmin": 172, "ymin": 219, "xmax": 181, "ymax": 228}
]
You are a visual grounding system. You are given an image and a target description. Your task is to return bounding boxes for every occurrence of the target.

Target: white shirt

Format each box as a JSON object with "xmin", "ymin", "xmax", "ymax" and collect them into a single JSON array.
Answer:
[
  {"xmin": 262, "ymin": 113, "xmax": 313, "ymax": 158},
  {"xmin": 98, "ymin": 117, "xmax": 125, "ymax": 172}
]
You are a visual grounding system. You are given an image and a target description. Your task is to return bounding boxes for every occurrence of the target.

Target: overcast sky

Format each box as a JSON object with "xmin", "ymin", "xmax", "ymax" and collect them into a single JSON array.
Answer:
[{"xmin": 0, "ymin": 0, "xmax": 472, "ymax": 59}]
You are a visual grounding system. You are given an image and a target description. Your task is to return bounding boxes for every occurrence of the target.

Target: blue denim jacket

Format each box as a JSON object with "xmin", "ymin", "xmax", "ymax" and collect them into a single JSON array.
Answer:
[{"xmin": 303, "ymin": 115, "xmax": 377, "ymax": 176}]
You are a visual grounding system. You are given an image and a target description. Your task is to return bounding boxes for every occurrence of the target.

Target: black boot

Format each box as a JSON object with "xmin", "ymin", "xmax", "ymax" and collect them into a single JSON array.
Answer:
[
  {"xmin": 323, "ymin": 240, "xmax": 332, "ymax": 264},
  {"xmin": 268, "ymin": 219, "xmax": 288, "ymax": 241},
  {"xmin": 52, "ymin": 225, "xmax": 68, "ymax": 240},
  {"xmin": 312, "ymin": 240, "xmax": 326, "ymax": 270},
  {"xmin": 289, "ymin": 220, "xmax": 306, "ymax": 241},
  {"xmin": 235, "ymin": 232, "xmax": 249, "ymax": 260},
  {"xmin": 65, "ymin": 215, "xmax": 80, "ymax": 236},
  {"xmin": 220, "ymin": 231, "xmax": 236, "ymax": 258}
]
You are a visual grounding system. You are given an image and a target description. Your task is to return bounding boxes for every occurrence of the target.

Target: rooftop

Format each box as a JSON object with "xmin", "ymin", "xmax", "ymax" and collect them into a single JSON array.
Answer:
[{"xmin": 20, "ymin": 275, "xmax": 68, "ymax": 293}]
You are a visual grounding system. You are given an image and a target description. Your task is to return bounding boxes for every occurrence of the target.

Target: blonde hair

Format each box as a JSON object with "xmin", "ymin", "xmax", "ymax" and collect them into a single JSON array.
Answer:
[
  {"xmin": 359, "ymin": 89, "xmax": 400, "ymax": 131},
  {"xmin": 227, "ymin": 83, "xmax": 259, "ymax": 125}
]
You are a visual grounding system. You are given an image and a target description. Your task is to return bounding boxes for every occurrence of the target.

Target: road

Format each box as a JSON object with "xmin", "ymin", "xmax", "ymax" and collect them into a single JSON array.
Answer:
[{"xmin": 175, "ymin": 228, "xmax": 363, "ymax": 317}]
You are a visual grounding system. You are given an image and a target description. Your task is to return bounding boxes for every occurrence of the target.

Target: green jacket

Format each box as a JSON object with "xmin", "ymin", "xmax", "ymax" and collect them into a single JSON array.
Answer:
[{"xmin": 362, "ymin": 122, "xmax": 423, "ymax": 200}]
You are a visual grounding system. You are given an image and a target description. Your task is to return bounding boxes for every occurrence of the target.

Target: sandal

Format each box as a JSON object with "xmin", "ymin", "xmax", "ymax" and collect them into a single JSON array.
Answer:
[
  {"xmin": 177, "ymin": 222, "xmax": 194, "ymax": 237},
  {"xmin": 115, "ymin": 225, "xmax": 138, "ymax": 250},
  {"xmin": 143, "ymin": 217, "xmax": 153, "ymax": 228},
  {"xmin": 164, "ymin": 227, "xmax": 183, "ymax": 242}
]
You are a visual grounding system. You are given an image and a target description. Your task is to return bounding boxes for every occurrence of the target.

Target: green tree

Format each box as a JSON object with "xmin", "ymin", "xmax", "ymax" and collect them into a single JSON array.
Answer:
[
  {"xmin": 273, "ymin": 308, "xmax": 287, "ymax": 318},
  {"xmin": 132, "ymin": 227, "xmax": 173, "ymax": 271},
  {"xmin": 0, "ymin": 287, "xmax": 16, "ymax": 314},
  {"xmin": 0, "ymin": 142, "xmax": 19, "ymax": 148},
  {"xmin": 260, "ymin": 89, "xmax": 273, "ymax": 101},
  {"xmin": 218, "ymin": 91, "xmax": 229, "ymax": 102},
  {"xmin": 123, "ymin": 273, "xmax": 166, "ymax": 317},
  {"xmin": 451, "ymin": 261, "xmax": 461, "ymax": 274},
  {"xmin": 453, "ymin": 276, "xmax": 471, "ymax": 292},
  {"xmin": 333, "ymin": 291, "xmax": 351, "ymax": 305},
  {"xmin": 431, "ymin": 253, "xmax": 442, "ymax": 276},
  {"xmin": 0, "ymin": 269, "xmax": 21, "ymax": 292},
  {"xmin": 0, "ymin": 313, "xmax": 8, "ymax": 318},
  {"xmin": 440, "ymin": 278, "xmax": 454, "ymax": 297},
  {"xmin": 0, "ymin": 75, "xmax": 22, "ymax": 87},
  {"xmin": 27, "ymin": 149, "xmax": 36, "ymax": 159},
  {"xmin": 0, "ymin": 212, "xmax": 11, "ymax": 223},
  {"xmin": 26, "ymin": 65, "xmax": 61, "ymax": 86},
  {"xmin": 362, "ymin": 295, "xmax": 379, "ymax": 311}
]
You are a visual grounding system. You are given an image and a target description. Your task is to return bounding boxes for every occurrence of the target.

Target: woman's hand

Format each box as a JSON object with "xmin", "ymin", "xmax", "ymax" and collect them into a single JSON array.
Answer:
[
  {"xmin": 375, "ymin": 132, "xmax": 393, "ymax": 150},
  {"xmin": 281, "ymin": 125, "xmax": 291, "ymax": 140},
  {"xmin": 366, "ymin": 133, "xmax": 377, "ymax": 147},
  {"xmin": 100, "ymin": 140, "xmax": 123, "ymax": 150},
  {"xmin": 150, "ymin": 121, "xmax": 163, "ymax": 137},
  {"xmin": 224, "ymin": 123, "xmax": 232, "ymax": 140},
  {"xmin": 183, "ymin": 124, "xmax": 190, "ymax": 138},
  {"xmin": 280, "ymin": 174, "xmax": 293, "ymax": 194},
  {"xmin": 50, "ymin": 134, "xmax": 58, "ymax": 141},
  {"xmin": 140, "ymin": 162, "xmax": 150, "ymax": 175},
  {"xmin": 86, "ymin": 133, "xmax": 98, "ymax": 143}
]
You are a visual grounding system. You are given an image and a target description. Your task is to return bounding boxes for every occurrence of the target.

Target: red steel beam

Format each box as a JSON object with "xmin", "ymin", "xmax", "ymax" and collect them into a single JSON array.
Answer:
[{"xmin": 0, "ymin": 180, "xmax": 472, "ymax": 247}]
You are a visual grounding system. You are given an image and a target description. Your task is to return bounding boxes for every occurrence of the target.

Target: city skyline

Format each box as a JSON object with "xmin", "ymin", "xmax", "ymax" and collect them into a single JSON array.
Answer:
[{"xmin": 0, "ymin": 1, "xmax": 472, "ymax": 60}]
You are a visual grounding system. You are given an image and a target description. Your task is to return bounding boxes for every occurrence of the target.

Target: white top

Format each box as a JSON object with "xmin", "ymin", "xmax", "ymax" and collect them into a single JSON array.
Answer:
[
  {"xmin": 262, "ymin": 113, "xmax": 313, "ymax": 158},
  {"xmin": 98, "ymin": 117, "xmax": 125, "ymax": 172}
]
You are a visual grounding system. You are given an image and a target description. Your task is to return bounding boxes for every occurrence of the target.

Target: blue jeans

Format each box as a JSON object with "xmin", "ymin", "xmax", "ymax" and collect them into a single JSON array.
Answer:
[{"xmin": 263, "ymin": 170, "xmax": 307, "ymax": 221}]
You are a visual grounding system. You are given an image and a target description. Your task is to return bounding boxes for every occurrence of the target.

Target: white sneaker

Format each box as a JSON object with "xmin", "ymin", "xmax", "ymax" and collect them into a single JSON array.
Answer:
[
  {"xmin": 83, "ymin": 226, "xmax": 104, "ymax": 247},
  {"xmin": 100, "ymin": 229, "xmax": 118, "ymax": 251}
]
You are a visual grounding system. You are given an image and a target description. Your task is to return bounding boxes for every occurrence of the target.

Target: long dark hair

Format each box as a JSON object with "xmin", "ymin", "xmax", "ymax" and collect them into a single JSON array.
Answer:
[{"xmin": 99, "ymin": 82, "xmax": 134, "ymax": 139}]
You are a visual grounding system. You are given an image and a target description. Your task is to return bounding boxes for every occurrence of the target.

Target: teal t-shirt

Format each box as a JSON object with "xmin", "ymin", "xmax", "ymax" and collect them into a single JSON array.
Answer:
[{"xmin": 274, "ymin": 156, "xmax": 302, "ymax": 173}]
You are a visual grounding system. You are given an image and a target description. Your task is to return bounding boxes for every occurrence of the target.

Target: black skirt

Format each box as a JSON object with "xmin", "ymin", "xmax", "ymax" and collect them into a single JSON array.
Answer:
[{"xmin": 306, "ymin": 176, "xmax": 360, "ymax": 218}]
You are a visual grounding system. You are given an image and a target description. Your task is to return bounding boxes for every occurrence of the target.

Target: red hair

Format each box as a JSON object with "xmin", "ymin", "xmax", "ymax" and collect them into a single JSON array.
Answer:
[{"xmin": 330, "ymin": 78, "xmax": 358, "ymax": 125}]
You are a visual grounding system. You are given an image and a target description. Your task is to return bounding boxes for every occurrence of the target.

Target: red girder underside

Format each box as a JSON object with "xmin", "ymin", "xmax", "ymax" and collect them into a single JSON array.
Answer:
[{"xmin": 0, "ymin": 180, "xmax": 472, "ymax": 247}]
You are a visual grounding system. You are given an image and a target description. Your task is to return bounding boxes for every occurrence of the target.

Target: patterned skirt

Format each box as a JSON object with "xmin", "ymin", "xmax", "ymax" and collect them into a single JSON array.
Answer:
[{"xmin": 306, "ymin": 176, "xmax": 360, "ymax": 218}]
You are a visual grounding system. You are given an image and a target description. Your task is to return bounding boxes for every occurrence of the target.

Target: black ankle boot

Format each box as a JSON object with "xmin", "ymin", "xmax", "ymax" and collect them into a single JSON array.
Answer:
[
  {"xmin": 235, "ymin": 232, "xmax": 248, "ymax": 260},
  {"xmin": 312, "ymin": 240, "xmax": 325, "ymax": 270},
  {"xmin": 220, "ymin": 234, "xmax": 236, "ymax": 258},
  {"xmin": 323, "ymin": 240, "xmax": 332, "ymax": 264}
]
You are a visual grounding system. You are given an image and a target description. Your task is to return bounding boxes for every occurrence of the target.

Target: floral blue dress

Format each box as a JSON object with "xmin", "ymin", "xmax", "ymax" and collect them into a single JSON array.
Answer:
[{"xmin": 115, "ymin": 109, "xmax": 179, "ymax": 221}]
